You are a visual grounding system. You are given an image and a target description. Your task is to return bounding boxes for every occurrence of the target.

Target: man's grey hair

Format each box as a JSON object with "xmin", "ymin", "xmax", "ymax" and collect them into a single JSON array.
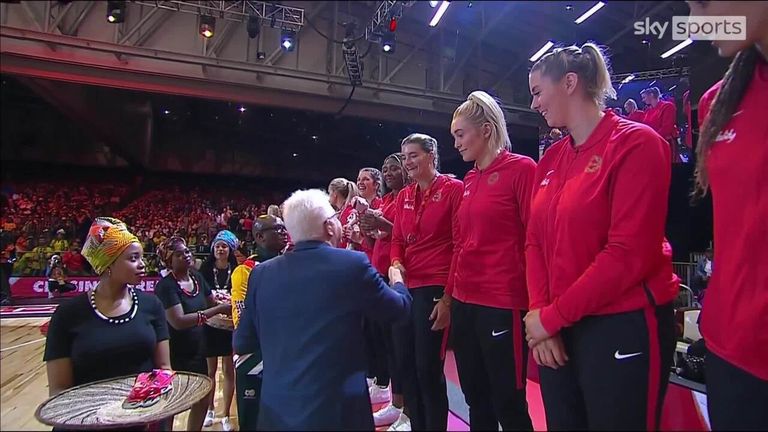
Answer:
[{"xmin": 282, "ymin": 189, "xmax": 336, "ymax": 243}]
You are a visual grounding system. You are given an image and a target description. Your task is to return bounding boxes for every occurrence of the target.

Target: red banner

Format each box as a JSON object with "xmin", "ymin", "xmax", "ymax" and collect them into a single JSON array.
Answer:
[{"xmin": 9, "ymin": 277, "xmax": 161, "ymax": 299}]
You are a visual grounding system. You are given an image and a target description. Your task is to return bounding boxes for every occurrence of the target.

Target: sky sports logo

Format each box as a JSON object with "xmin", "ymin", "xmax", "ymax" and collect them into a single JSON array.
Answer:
[{"xmin": 634, "ymin": 16, "xmax": 746, "ymax": 41}]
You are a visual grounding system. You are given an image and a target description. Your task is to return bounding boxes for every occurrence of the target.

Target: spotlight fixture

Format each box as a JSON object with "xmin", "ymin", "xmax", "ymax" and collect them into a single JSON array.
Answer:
[
  {"xmin": 257, "ymin": 51, "xmax": 266, "ymax": 59},
  {"xmin": 247, "ymin": 15, "xmax": 260, "ymax": 39},
  {"xmin": 238, "ymin": 106, "xmax": 246, "ymax": 113},
  {"xmin": 106, "ymin": 1, "xmax": 125, "ymax": 24},
  {"xmin": 200, "ymin": 15, "xmax": 215, "ymax": 38},
  {"xmin": 281, "ymin": 29, "xmax": 296, "ymax": 51},
  {"xmin": 382, "ymin": 31, "xmax": 396, "ymax": 53},
  {"xmin": 429, "ymin": 1, "xmax": 438, "ymax": 7}
]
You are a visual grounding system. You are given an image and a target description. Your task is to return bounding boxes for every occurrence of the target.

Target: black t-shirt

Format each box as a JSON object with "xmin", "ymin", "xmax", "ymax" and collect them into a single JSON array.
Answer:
[
  {"xmin": 43, "ymin": 291, "xmax": 169, "ymax": 386},
  {"xmin": 154, "ymin": 271, "xmax": 212, "ymax": 359},
  {"xmin": 200, "ymin": 262, "xmax": 232, "ymax": 293}
]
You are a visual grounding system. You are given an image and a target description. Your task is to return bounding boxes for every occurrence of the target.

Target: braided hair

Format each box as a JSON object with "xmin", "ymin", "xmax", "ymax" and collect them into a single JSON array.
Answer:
[{"xmin": 693, "ymin": 46, "xmax": 760, "ymax": 200}]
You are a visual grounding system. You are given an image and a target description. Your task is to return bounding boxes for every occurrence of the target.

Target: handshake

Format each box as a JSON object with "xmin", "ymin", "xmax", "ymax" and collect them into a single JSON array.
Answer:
[{"xmin": 387, "ymin": 261, "xmax": 406, "ymax": 286}]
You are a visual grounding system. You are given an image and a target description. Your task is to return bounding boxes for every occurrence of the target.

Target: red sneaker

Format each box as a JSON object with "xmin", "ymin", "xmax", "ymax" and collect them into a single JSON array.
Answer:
[{"xmin": 123, "ymin": 369, "xmax": 175, "ymax": 409}]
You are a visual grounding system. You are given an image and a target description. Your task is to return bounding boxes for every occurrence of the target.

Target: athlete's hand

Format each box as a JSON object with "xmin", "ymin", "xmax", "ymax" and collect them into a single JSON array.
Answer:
[
  {"xmin": 524, "ymin": 309, "xmax": 550, "ymax": 347},
  {"xmin": 388, "ymin": 266, "xmax": 404, "ymax": 285},
  {"xmin": 359, "ymin": 212, "xmax": 378, "ymax": 233},
  {"xmin": 429, "ymin": 297, "xmax": 451, "ymax": 331},
  {"xmin": 532, "ymin": 335, "xmax": 569, "ymax": 369}
]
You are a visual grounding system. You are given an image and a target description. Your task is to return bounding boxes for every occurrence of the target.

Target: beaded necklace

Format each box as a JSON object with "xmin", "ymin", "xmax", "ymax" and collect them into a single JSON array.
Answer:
[
  {"xmin": 89, "ymin": 288, "xmax": 139, "ymax": 324},
  {"xmin": 172, "ymin": 271, "xmax": 200, "ymax": 298}
]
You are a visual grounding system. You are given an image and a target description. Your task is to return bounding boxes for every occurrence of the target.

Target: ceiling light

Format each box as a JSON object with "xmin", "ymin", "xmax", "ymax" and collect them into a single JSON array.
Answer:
[
  {"xmin": 529, "ymin": 41, "xmax": 554, "ymax": 62},
  {"xmin": 574, "ymin": 1, "xmax": 605, "ymax": 24},
  {"xmin": 281, "ymin": 29, "xmax": 296, "ymax": 52},
  {"xmin": 429, "ymin": 1, "xmax": 450, "ymax": 27},
  {"xmin": 660, "ymin": 38, "xmax": 692, "ymax": 59},
  {"xmin": 200, "ymin": 15, "xmax": 215, "ymax": 38},
  {"xmin": 106, "ymin": 1, "xmax": 125, "ymax": 24}
]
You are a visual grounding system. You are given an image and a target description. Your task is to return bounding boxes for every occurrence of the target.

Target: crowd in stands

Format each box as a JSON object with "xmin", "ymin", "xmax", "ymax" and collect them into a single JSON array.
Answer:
[{"xmin": 0, "ymin": 180, "xmax": 287, "ymax": 278}]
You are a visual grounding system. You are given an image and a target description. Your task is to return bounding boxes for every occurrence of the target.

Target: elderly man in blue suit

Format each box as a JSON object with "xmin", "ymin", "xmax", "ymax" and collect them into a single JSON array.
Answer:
[{"xmin": 235, "ymin": 189, "xmax": 412, "ymax": 431}]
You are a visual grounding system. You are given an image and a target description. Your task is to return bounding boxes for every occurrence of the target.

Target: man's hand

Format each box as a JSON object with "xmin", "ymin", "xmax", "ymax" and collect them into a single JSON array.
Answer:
[
  {"xmin": 531, "ymin": 334, "xmax": 569, "ymax": 369},
  {"xmin": 388, "ymin": 265, "xmax": 404, "ymax": 285},
  {"xmin": 524, "ymin": 309, "xmax": 551, "ymax": 347}
]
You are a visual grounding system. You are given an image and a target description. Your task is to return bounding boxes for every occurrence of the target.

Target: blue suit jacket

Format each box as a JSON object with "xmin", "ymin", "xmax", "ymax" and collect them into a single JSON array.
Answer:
[{"xmin": 236, "ymin": 240, "xmax": 412, "ymax": 431}]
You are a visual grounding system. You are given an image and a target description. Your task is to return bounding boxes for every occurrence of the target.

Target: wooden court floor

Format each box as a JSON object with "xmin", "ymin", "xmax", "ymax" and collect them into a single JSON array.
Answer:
[{"xmin": 0, "ymin": 318, "xmax": 237, "ymax": 431}]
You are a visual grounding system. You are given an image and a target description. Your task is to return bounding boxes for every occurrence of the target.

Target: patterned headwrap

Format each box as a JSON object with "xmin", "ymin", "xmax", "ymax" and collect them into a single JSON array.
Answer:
[
  {"xmin": 157, "ymin": 236, "xmax": 187, "ymax": 269},
  {"xmin": 211, "ymin": 230, "xmax": 239, "ymax": 254},
  {"xmin": 82, "ymin": 217, "xmax": 140, "ymax": 275}
]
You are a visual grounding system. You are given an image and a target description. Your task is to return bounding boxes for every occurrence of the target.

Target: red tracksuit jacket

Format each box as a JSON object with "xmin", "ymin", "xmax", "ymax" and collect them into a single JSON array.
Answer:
[
  {"xmin": 391, "ymin": 174, "xmax": 463, "ymax": 289},
  {"xmin": 447, "ymin": 151, "xmax": 536, "ymax": 310},
  {"xmin": 372, "ymin": 192, "xmax": 397, "ymax": 275},
  {"xmin": 526, "ymin": 112, "xmax": 679, "ymax": 335},
  {"xmin": 643, "ymin": 100, "xmax": 678, "ymax": 141},
  {"xmin": 697, "ymin": 60, "xmax": 768, "ymax": 380},
  {"xmin": 627, "ymin": 110, "xmax": 646, "ymax": 123}
]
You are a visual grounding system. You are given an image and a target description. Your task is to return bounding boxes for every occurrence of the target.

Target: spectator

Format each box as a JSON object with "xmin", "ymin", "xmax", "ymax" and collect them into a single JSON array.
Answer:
[
  {"xmin": 624, "ymin": 98, "xmax": 646, "ymax": 123},
  {"xmin": 693, "ymin": 248, "xmax": 714, "ymax": 299},
  {"xmin": 62, "ymin": 240, "xmax": 87, "ymax": 276},
  {"xmin": 50, "ymin": 229, "xmax": 70, "ymax": 253},
  {"xmin": 641, "ymin": 86, "xmax": 681, "ymax": 160}
]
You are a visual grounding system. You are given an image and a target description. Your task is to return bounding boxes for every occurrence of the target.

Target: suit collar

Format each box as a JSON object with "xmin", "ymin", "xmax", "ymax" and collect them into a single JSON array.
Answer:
[{"xmin": 293, "ymin": 240, "xmax": 332, "ymax": 251}]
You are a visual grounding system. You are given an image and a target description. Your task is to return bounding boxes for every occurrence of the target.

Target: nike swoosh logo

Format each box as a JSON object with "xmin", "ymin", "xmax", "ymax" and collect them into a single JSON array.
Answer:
[
  {"xmin": 614, "ymin": 350, "xmax": 643, "ymax": 360},
  {"xmin": 433, "ymin": 297, "xmax": 442, "ymax": 302},
  {"xmin": 491, "ymin": 330, "xmax": 509, "ymax": 337}
]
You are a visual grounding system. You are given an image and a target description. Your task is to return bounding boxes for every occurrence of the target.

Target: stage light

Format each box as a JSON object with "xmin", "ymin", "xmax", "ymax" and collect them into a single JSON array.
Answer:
[
  {"xmin": 661, "ymin": 38, "xmax": 692, "ymax": 58},
  {"xmin": 621, "ymin": 74, "xmax": 635, "ymax": 84},
  {"xmin": 281, "ymin": 29, "xmax": 296, "ymax": 51},
  {"xmin": 106, "ymin": 1, "xmax": 125, "ymax": 24},
  {"xmin": 382, "ymin": 31, "xmax": 396, "ymax": 53},
  {"xmin": 389, "ymin": 17, "xmax": 398, "ymax": 32},
  {"xmin": 429, "ymin": 1, "xmax": 450, "ymax": 27},
  {"xmin": 163, "ymin": 110, "xmax": 170, "ymax": 115},
  {"xmin": 529, "ymin": 41, "xmax": 554, "ymax": 62},
  {"xmin": 292, "ymin": 153, "xmax": 298, "ymax": 157},
  {"xmin": 200, "ymin": 15, "xmax": 215, "ymax": 38},
  {"xmin": 574, "ymin": 1, "xmax": 605, "ymax": 24},
  {"xmin": 565, "ymin": 4, "xmax": 573, "ymax": 11},
  {"xmin": 429, "ymin": 1, "xmax": 439, "ymax": 7},
  {"xmin": 238, "ymin": 106, "xmax": 246, "ymax": 113},
  {"xmin": 247, "ymin": 15, "xmax": 260, "ymax": 39}
]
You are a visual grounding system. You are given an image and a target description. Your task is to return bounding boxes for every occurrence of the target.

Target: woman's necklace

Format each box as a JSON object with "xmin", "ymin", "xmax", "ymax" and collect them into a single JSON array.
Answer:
[
  {"xmin": 213, "ymin": 264, "xmax": 231, "ymax": 291},
  {"xmin": 172, "ymin": 271, "xmax": 199, "ymax": 297},
  {"xmin": 89, "ymin": 287, "xmax": 138, "ymax": 324}
]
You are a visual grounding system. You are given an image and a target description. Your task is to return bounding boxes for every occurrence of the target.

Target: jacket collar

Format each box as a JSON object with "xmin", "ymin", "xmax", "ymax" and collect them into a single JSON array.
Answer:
[{"xmin": 293, "ymin": 240, "xmax": 332, "ymax": 251}]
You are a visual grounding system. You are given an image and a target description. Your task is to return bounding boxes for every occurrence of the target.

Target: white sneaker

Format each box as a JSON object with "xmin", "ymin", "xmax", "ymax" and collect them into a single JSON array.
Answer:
[
  {"xmin": 221, "ymin": 417, "xmax": 233, "ymax": 431},
  {"xmin": 387, "ymin": 412, "xmax": 411, "ymax": 431},
  {"xmin": 373, "ymin": 403, "xmax": 402, "ymax": 427},
  {"xmin": 369, "ymin": 384, "xmax": 391, "ymax": 404},
  {"xmin": 203, "ymin": 409, "xmax": 215, "ymax": 427}
]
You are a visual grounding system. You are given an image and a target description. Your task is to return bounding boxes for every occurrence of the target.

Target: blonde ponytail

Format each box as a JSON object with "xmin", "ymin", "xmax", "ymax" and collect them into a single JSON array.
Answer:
[
  {"xmin": 581, "ymin": 43, "xmax": 617, "ymax": 105},
  {"xmin": 453, "ymin": 90, "xmax": 511, "ymax": 154},
  {"xmin": 531, "ymin": 42, "xmax": 616, "ymax": 108}
]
